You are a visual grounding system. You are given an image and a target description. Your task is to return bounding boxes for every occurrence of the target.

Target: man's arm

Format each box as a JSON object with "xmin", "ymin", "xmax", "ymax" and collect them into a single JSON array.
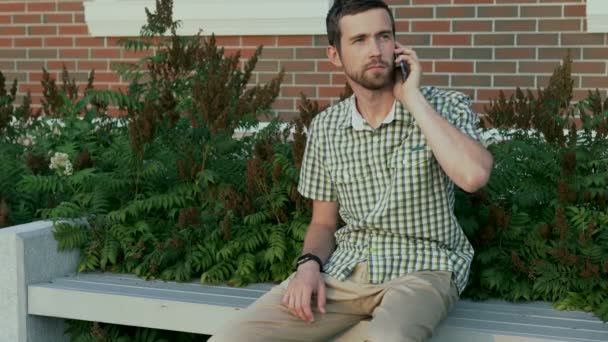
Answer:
[
  {"xmin": 394, "ymin": 46, "xmax": 493, "ymax": 192},
  {"xmin": 282, "ymin": 200, "xmax": 339, "ymax": 323}
]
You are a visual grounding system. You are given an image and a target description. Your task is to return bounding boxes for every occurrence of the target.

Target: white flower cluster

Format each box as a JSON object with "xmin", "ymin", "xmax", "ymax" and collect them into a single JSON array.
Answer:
[{"xmin": 49, "ymin": 152, "xmax": 73, "ymax": 176}]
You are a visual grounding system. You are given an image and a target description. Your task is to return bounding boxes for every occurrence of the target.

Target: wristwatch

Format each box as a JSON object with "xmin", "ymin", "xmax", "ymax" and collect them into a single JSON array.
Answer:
[{"xmin": 295, "ymin": 253, "xmax": 323, "ymax": 272}]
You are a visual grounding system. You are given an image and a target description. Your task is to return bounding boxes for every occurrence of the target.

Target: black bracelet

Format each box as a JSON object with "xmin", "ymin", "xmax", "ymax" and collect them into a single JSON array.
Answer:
[{"xmin": 295, "ymin": 253, "xmax": 323, "ymax": 272}]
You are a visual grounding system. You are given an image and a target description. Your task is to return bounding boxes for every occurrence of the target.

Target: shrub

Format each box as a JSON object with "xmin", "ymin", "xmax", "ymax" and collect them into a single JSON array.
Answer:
[{"xmin": 457, "ymin": 52, "xmax": 608, "ymax": 320}]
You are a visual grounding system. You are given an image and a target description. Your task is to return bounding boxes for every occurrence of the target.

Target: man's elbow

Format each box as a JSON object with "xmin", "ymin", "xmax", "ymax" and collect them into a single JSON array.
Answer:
[{"xmin": 459, "ymin": 157, "xmax": 493, "ymax": 193}]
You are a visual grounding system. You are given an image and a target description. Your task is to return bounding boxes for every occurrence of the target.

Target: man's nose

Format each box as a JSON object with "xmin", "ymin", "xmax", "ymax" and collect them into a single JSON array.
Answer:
[{"xmin": 368, "ymin": 39, "xmax": 382, "ymax": 57}]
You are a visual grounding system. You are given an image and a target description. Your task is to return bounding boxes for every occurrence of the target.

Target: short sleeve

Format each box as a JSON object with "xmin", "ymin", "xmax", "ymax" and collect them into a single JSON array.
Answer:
[
  {"xmin": 297, "ymin": 120, "xmax": 337, "ymax": 202},
  {"xmin": 446, "ymin": 93, "xmax": 483, "ymax": 143}
]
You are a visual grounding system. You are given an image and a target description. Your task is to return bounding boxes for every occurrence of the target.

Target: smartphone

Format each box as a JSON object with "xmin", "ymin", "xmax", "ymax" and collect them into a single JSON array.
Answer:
[{"xmin": 395, "ymin": 55, "xmax": 409, "ymax": 81}]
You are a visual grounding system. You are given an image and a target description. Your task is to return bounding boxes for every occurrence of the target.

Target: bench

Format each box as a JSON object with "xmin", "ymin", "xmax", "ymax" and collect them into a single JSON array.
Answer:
[
  {"xmin": 3, "ymin": 221, "xmax": 608, "ymax": 341},
  {"xmin": 28, "ymin": 272, "xmax": 608, "ymax": 341}
]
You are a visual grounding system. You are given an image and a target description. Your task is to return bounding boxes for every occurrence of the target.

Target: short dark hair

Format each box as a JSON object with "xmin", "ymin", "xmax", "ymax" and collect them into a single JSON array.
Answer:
[{"xmin": 326, "ymin": 0, "xmax": 395, "ymax": 51}]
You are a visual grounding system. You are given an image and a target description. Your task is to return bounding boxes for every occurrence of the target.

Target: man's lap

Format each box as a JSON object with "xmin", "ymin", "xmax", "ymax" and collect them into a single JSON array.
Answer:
[{"xmin": 209, "ymin": 264, "xmax": 457, "ymax": 342}]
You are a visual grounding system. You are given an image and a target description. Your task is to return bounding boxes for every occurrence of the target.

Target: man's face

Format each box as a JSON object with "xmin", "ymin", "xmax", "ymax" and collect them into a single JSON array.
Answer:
[{"xmin": 334, "ymin": 8, "xmax": 396, "ymax": 90}]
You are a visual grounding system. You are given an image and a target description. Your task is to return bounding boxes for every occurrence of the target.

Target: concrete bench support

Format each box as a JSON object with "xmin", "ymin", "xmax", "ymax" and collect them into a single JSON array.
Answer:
[{"xmin": 0, "ymin": 221, "xmax": 79, "ymax": 342}]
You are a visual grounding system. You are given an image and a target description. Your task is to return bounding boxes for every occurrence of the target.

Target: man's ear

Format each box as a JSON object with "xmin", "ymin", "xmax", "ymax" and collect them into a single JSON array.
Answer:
[{"xmin": 327, "ymin": 45, "xmax": 343, "ymax": 68}]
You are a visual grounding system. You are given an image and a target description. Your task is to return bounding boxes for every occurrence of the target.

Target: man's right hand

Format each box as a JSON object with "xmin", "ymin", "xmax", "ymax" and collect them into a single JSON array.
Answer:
[{"xmin": 281, "ymin": 262, "xmax": 326, "ymax": 323}]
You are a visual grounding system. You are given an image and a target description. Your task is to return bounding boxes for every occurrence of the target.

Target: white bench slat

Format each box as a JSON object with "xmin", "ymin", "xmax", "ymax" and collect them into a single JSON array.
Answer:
[{"xmin": 28, "ymin": 273, "xmax": 608, "ymax": 341}]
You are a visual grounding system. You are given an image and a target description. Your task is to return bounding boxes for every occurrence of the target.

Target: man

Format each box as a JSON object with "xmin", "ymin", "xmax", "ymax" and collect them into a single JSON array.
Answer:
[{"xmin": 210, "ymin": 0, "xmax": 493, "ymax": 341}]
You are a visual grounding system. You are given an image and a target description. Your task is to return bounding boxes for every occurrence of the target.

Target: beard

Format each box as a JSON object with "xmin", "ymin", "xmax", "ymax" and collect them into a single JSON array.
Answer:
[{"xmin": 344, "ymin": 59, "xmax": 394, "ymax": 90}]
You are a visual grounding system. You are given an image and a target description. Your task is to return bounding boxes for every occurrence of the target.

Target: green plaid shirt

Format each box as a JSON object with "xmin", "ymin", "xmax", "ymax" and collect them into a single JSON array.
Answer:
[{"xmin": 297, "ymin": 86, "xmax": 482, "ymax": 293}]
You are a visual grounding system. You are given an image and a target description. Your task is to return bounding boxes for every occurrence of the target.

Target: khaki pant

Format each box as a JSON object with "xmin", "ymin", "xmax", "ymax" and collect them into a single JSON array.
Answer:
[{"xmin": 209, "ymin": 263, "xmax": 458, "ymax": 342}]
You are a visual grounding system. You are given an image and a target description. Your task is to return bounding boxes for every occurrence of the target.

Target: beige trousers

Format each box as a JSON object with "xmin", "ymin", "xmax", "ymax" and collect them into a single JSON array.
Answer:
[{"xmin": 209, "ymin": 263, "xmax": 458, "ymax": 342}]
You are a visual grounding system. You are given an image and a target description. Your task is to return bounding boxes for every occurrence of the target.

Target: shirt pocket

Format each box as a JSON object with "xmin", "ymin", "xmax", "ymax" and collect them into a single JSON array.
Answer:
[
  {"xmin": 389, "ymin": 146, "xmax": 435, "ymax": 197},
  {"xmin": 331, "ymin": 165, "xmax": 372, "ymax": 216}
]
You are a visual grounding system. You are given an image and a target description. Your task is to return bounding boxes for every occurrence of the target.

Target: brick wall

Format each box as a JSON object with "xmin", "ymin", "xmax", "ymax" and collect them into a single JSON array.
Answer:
[{"xmin": 1, "ymin": 0, "xmax": 607, "ymax": 120}]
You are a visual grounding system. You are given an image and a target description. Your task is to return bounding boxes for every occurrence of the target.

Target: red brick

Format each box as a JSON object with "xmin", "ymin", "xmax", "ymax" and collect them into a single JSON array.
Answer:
[
  {"xmin": 476, "ymin": 62, "xmax": 517, "ymax": 74},
  {"xmin": 495, "ymin": 20, "xmax": 537, "ymax": 32},
  {"xmin": 0, "ymin": 26, "xmax": 25, "ymax": 35},
  {"xmin": 412, "ymin": 21, "xmax": 450, "ymax": 32},
  {"xmin": 583, "ymin": 48, "xmax": 608, "ymax": 59},
  {"xmin": 474, "ymin": 34, "xmax": 515, "ymax": 46},
  {"xmin": 92, "ymin": 49, "xmax": 120, "ymax": 58},
  {"xmin": 582, "ymin": 76, "xmax": 608, "ymax": 88},
  {"xmin": 296, "ymin": 47, "xmax": 326, "ymax": 59},
  {"xmin": 571, "ymin": 62, "xmax": 606, "ymax": 74},
  {"xmin": 495, "ymin": 75, "xmax": 535, "ymax": 87},
  {"xmin": 398, "ymin": 33, "xmax": 430, "ymax": 46},
  {"xmin": 0, "ymin": 49, "xmax": 26, "ymax": 58},
  {"xmin": 421, "ymin": 74, "xmax": 449, "ymax": 86},
  {"xmin": 520, "ymin": 5, "xmax": 562, "ymax": 17},
  {"xmin": 13, "ymin": 14, "xmax": 41, "ymax": 24},
  {"xmin": 29, "ymin": 26, "xmax": 57, "ymax": 35},
  {"xmin": 432, "ymin": 34, "xmax": 471, "ymax": 46},
  {"xmin": 420, "ymin": 61, "xmax": 433, "ymax": 72},
  {"xmin": 58, "ymin": 2, "xmax": 84, "ymax": 12},
  {"xmin": 277, "ymin": 35, "xmax": 312, "ymax": 46},
  {"xmin": 0, "ymin": 15, "xmax": 9, "ymax": 24},
  {"xmin": 27, "ymin": 2, "xmax": 56, "ymax": 12},
  {"xmin": 213, "ymin": 36, "xmax": 240, "ymax": 46},
  {"xmin": 77, "ymin": 61, "xmax": 108, "ymax": 70},
  {"xmin": 48, "ymin": 61, "xmax": 75, "ymax": 70},
  {"xmin": 396, "ymin": 7, "xmax": 434, "ymax": 19},
  {"xmin": 0, "ymin": 38, "xmax": 11, "ymax": 47},
  {"xmin": 92, "ymin": 72, "xmax": 120, "ymax": 83},
  {"xmin": 282, "ymin": 86, "xmax": 316, "ymax": 97},
  {"xmin": 395, "ymin": 20, "xmax": 410, "ymax": 32},
  {"xmin": 495, "ymin": 0, "xmax": 537, "ymax": 3},
  {"xmin": 76, "ymin": 37, "xmax": 105, "ymax": 47},
  {"xmin": 60, "ymin": 49, "xmax": 89, "ymax": 58},
  {"xmin": 74, "ymin": 13, "xmax": 85, "ymax": 23},
  {"xmin": 258, "ymin": 72, "xmax": 291, "ymax": 84},
  {"xmin": 44, "ymin": 37, "xmax": 73, "ymax": 47},
  {"xmin": 0, "ymin": 61, "xmax": 15, "ymax": 70},
  {"xmin": 517, "ymin": 33, "xmax": 559, "ymax": 46},
  {"xmin": 436, "ymin": 7, "xmax": 475, "ymax": 18},
  {"xmin": 477, "ymin": 6, "xmax": 518, "ymax": 17},
  {"xmin": 28, "ymin": 49, "xmax": 57, "ymax": 58},
  {"xmin": 20, "ymin": 83, "xmax": 44, "ymax": 94},
  {"xmin": 564, "ymin": 5, "xmax": 586, "ymax": 17},
  {"xmin": 15, "ymin": 38, "xmax": 42, "ymax": 47},
  {"xmin": 17, "ymin": 61, "xmax": 46, "ymax": 70},
  {"xmin": 331, "ymin": 73, "xmax": 347, "ymax": 85},
  {"xmin": 318, "ymin": 61, "xmax": 338, "ymax": 72},
  {"xmin": 539, "ymin": 19, "xmax": 581, "ymax": 32},
  {"xmin": 314, "ymin": 36, "xmax": 329, "ymax": 47},
  {"xmin": 452, "ymin": 75, "xmax": 491, "ymax": 87},
  {"xmin": 519, "ymin": 61, "xmax": 560, "ymax": 73},
  {"xmin": 295, "ymin": 73, "xmax": 330, "ymax": 85},
  {"xmin": 495, "ymin": 47, "xmax": 536, "ymax": 59},
  {"xmin": 44, "ymin": 14, "xmax": 73, "ymax": 24},
  {"xmin": 561, "ymin": 34, "xmax": 604, "ymax": 46},
  {"xmin": 435, "ymin": 61, "xmax": 473, "ymax": 73},
  {"xmin": 454, "ymin": 0, "xmax": 492, "ymax": 3},
  {"xmin": 412, "ymin": 0, "xmax": 451, "ymax": 4},
  {"xmin": 0, "ymin": 3, "xmax": 25, "ymax": 11},
  {"xmin": 242, "ymin": 36, "xmax": 276, "ymax": 47},
  {"xmin": 452, "ymin": 20, "xmax": 493, "ymax": 32},
  {"xmin": 59, "ymin": 25, "xmax": 89, "ymax": 35},
  {"xmin": 281, "ymin": 61, "xmax": 315, "ymax": 72},
  {"xmin": 540, "ymin": 47, "xmax": 581, "ymax": 59},
  {"xmin": 318, "ymin": 86, "xmax": 344, "ymax": 98}
]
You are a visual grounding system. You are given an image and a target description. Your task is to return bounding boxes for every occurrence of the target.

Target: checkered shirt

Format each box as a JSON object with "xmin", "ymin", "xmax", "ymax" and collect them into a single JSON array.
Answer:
[{"xmin": 297, "ymin": 86, "xmax": 482, "ymax": 294}]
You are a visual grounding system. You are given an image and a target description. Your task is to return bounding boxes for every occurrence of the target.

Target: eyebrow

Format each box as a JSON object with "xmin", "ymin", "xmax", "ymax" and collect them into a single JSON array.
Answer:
[{"xmin": 349, "ymin": 30, "xmax": 393, "ymax": 42}]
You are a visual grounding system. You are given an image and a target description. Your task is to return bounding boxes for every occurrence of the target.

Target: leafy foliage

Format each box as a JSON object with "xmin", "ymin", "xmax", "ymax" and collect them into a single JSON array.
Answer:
[
  {"xmin": 65, "ymin": 320, "xmax": 203, "ymax": 342},
  {"xmin": 458, "ymin": 52, "xmax": 608, "ymax": 321}
]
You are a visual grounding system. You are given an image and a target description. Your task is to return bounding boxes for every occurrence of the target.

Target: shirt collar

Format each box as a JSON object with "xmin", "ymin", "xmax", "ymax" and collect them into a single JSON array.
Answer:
[{"xmin": 339, "ymin": 94, "xmax": 398, "ymax": 131}]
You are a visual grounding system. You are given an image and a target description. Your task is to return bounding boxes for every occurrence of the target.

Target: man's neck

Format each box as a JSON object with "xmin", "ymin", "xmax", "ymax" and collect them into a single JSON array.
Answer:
[{"xmin": 353, "ymin": 87, "xmax": 395, "ymax": 129}]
